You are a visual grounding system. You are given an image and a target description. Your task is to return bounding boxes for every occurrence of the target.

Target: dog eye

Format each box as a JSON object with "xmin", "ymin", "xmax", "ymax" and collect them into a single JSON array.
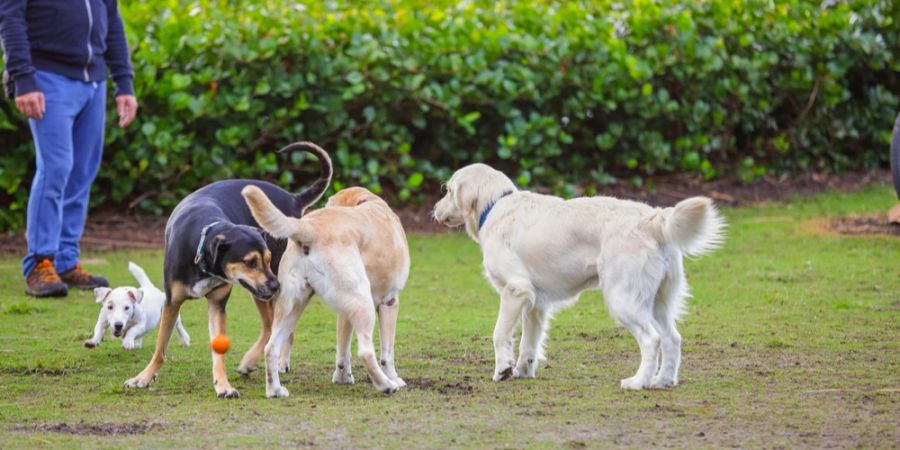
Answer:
[
  {"xmin": 245, "ymin": 259, "xmax": 257, "ymax": 269},
  {"xmin": 124, "ymin": 306, "xmax": 129, "ymax": 310},
  {"xmin": 107, "ymin": 305, "xmax": 112, "ymax": 310}
]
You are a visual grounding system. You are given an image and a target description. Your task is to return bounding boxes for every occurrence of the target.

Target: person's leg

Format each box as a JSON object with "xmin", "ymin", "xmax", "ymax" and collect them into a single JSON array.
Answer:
[
  {"xmin": 22, "ymin": 71, "xmax": 82, "ymax": 279},
  {"xmin": 56, "ymin": 80, "xmax": 106, "ymax": 275}
]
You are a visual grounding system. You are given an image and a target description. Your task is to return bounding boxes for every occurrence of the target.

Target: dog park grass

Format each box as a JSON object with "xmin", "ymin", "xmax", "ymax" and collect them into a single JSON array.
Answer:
[{"xmin": 0, "ymin": 186, "xmax": 898, "ymax": 448}]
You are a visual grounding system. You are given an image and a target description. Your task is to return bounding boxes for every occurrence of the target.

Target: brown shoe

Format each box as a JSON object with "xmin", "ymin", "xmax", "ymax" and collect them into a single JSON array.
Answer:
[
  {"xmin": 59, "ymin": 263, "xmax": 109, "ymax": 290},
  {"xmin": 25, "ymin": 259, "xmax": 68, "ymax": 297}
]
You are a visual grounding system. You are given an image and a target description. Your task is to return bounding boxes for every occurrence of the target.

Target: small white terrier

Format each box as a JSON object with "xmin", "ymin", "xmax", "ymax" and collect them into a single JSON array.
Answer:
[{"xmin": 84, "ymin": 262, "xmax": 191, "ymax": 350}]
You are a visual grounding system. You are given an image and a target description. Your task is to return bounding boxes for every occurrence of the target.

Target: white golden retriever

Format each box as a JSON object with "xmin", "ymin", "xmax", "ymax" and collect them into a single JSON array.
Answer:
[
  {"xmin": 433, "ymin": 164, "xmax": 725, "ymax": 389},
  {"xmin": 242, "ymin": 186, "xmax": 410, "ymax": 397}
]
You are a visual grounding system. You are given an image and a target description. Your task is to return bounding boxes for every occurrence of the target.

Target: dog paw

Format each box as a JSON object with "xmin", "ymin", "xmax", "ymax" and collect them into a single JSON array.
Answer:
[
  {"xmin": 650, "ymin": 375, "xmax": 677, "ymax": 389},
  {"xmin": 513, "ymin": 369, "xmax": 536, "ymax": 379},
  {"xmin": 180, "ymin": 338, "xmax": 191, "ymax": 347},
  {"xmin": 216, "ymin": 388, "xmax": 240, "ymax": 399},
  {"xmin": 237, "ymin": 365, "xmax": 257, "ymax": 376},
  {"xmin": 123, "ymin": 374, "xmax": 155, "ymax": 389},
  {"xmin": 332, "ymin": 369, "xmax": 355, "ymax": 385},
  {"xmin": 378, "ymin": 380, "xmax": 399, "ymax": 395},
  {"xmin": 513, "ymin": 356, "xmax": 537, "ymax": 378},
  {"xmin": 266, "ymin": 386, "xmax": 289, "ymax": 399},
  {"xmin": 279, "ymin": 364, "xmax": 290, "ymax": 374},
  {"xmin": 492, "ymin": 366, "xmax": 514, "ymax": 382},
  {"xmin": 122, "ymin": 340, "xmax": 136, "ymax": 350},
  {"xmin": 620, "ymin": 376, "xmax": 651, "ymax": 390},
  {"xmin": 392, "ymin": 377, "xmax": 407, "ymax": 388},
  {"xmin": 84, "ymin": 340, "xmax": 98, "ymax": 349}
]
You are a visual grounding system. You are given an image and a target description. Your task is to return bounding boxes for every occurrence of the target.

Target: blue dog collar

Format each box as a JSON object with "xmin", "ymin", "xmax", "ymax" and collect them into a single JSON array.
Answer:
[
  {"xmin": 478, "ymin": 191, "xmax": 513, "ymax": 231},
  {"xmin": 194, "ymin": 221, "xmax": 221, "ymax": 265}
]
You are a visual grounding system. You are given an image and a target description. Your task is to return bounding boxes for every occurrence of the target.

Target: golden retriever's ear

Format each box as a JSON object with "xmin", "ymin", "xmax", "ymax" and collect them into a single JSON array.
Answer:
[{"xmin": 452, "ymin": 181, "xmax": 478, "ymax": 216}]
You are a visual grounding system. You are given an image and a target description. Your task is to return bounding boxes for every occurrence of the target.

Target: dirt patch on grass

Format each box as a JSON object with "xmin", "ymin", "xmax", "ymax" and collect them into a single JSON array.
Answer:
[
  {"xmin": 0, "ymin": 365, "xmax": 80, "ymax": 376},
  {"xmin": 16, "ymin": 422, "xmax": 162, "ymax": 436},
  {"xmin": 406, "ymin": 376, "xmax": 475, "ymax": 395},
  {"xmin": 829, "ymin": 213, "xmax": 900, "ymax": 236}
]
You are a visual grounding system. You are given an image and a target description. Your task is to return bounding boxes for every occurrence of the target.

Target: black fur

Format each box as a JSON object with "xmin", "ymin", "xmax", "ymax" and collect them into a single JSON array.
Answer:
[{"xmin": 162, "ymin": 142, "xmax": 332, "ymax": 303}]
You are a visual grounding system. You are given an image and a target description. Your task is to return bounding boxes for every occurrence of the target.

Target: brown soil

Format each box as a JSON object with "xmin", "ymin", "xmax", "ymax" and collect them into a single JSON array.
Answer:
[
  {"xmin": 0, "ymin": 169, "xmax": 894, "ymax": 254},
  {"xmin": 405, "ymin": 376, "xmax": 475, "ymax": 395},
  {"xmin": 16, "ymin": 422, "xmax": 162, "ymax": 436},
  {"xmin": 829, "ymin": 213, "xmax": 900, "ymax": 236}
]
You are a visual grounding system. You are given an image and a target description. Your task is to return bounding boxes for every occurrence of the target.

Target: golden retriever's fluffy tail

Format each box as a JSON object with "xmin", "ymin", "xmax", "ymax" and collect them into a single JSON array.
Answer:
[
  {"xmin": 661, "ymin": 197, "xmax": 726, "ymax": 257},
  {"xmin": 242, "ymin": 185, "xmax": 314, "ymax": 243}
]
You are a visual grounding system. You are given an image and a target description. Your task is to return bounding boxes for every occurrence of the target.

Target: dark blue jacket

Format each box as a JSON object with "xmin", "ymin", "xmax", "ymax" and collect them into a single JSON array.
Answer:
[{"xmin": 0, "ymin": 0, "xmax": 133, "ymax": 96}]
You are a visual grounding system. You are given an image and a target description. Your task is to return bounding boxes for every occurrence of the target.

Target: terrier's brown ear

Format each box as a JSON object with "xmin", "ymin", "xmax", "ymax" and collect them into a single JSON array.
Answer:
[{"xmin": 128, "ymin": 289, "xmax": 145, "ymax": 304}]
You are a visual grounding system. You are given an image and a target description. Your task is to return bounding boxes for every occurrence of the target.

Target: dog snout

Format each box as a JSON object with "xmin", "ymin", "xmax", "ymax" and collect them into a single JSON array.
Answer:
[{"xmin": 114, "ymin": 322, "xmax": 124, "ymax": 331}]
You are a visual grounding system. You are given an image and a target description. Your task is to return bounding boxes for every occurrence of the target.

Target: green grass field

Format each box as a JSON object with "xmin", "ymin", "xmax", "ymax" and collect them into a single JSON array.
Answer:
[{"xmin": 1, "ymin": 187, "xmax": 898, "ymax": 448}]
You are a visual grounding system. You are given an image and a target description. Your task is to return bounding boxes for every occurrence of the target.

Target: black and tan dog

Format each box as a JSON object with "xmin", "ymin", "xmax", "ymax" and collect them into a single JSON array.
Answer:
[{"xmin": 123, "ymin": 142, "xmax": 331, "ymax": 398}]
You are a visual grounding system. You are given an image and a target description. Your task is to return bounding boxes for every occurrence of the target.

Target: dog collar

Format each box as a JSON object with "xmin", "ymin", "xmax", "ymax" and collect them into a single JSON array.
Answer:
[
  {"xmin": 478, "ymin": 191, "xmax": 513, "ymax": 231},
  {"xmin": 194, "ymin": 221, "xmax": 221, "ymax": 266}
]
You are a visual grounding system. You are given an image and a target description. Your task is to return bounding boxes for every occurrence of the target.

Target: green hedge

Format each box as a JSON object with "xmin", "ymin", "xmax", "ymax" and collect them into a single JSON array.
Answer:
[{"xmin": 0, "ymin": 0, "xmax": 897, "ymax": 230}]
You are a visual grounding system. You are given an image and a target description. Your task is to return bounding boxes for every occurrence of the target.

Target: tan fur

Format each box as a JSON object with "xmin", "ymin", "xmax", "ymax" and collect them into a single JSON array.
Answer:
[
  {"xmin": 242, "ymin": 185, "xmax": 411, "ymax": 397},
  {"xmin": 223, "ymin": 250, "xmax": 274, "ymax": 290}
]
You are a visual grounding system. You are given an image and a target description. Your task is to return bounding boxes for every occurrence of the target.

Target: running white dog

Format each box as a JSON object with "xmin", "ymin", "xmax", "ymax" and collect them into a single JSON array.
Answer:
[
  {"xmin": 242, "ymin": 186, "xmax": 410, "ymax": 398},
  {"xmin": 433, "ymin": 163, "xmax": 725, "ymax": 390},
  {"xmin": 84, "ymin": 262, "xmax": 191, "ymax": 350}
]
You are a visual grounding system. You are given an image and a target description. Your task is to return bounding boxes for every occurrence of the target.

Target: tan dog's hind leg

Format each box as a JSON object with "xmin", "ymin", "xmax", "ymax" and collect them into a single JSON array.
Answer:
[
  {"xmin": 332, "ymin": 315, "xmax": 354, "ymax": 384},
  {"xmin": 206, "ymin": 284, "xmax": 239, "ymax": 398},
  {"xmin": 237, "ymin": 298, "xmax": 273, "ymax": 375},
  {"xmin": 377, "ymin": 296, "xmax": 405, "ymax": 387},
  {"xmin": 124, "ymin": 290, "xmax": 187, "ymax": 389},
  {"xmin": 264, "ymin": 289, "xmax": 311, "ymax": 398},
  {"xmin": 348, "ymin": 300, "xmax": 399, "ymax": 394},
  {"xmin": 238, "ymin": 299, "xmax": 296, "ymax": 376},
  {"xmin": 281, "ymin": 330, "xmax": 295, "ymax": 373}
]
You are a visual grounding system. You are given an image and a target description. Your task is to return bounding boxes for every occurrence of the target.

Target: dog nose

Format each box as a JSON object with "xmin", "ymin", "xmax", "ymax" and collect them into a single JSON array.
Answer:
[
  {"xmin": 114, "ymin": 322, "xmax": 124, "ymax": 331},
  {"xmin": 266, "ymin": 280, "xmax": 280, "ymax": 293}
]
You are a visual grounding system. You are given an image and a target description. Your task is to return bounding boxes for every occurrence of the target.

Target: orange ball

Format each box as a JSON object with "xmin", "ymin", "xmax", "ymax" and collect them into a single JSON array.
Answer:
[{"xmin": 210, "ymin": 334, "xmax": 230, "ymax": 354}]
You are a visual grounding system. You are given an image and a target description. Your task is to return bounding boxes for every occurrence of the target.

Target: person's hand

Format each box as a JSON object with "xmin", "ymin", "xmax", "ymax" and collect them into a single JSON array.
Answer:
[
  {"xmin": 15, "ymin": 91, "xmax": 45, "ymax": 120},
  {"xmin": 115, "ymin": 94, "xmax": 138, "ymax": 128}
]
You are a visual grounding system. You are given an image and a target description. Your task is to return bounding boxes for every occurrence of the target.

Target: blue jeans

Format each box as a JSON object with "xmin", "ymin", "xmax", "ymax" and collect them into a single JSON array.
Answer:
[{"xmin": 22, "ymin": 70, "xmax": 106, "ymax": 277}]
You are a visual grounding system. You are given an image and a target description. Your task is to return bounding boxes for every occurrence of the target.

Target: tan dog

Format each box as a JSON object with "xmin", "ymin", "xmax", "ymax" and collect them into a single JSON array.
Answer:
[{"xmin": 241, "ymin": 186, "xmax": 410, "ymax": 397}]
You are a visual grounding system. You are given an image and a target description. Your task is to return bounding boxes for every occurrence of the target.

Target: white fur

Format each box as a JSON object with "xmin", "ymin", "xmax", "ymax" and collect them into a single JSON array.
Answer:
[
  {"xmin": 433, "ymin": 163, "xmax": 725, "ymax": 389},
  {"xmin": 84, "ymin": 262, "xmax": 191, "ymax": 350}
]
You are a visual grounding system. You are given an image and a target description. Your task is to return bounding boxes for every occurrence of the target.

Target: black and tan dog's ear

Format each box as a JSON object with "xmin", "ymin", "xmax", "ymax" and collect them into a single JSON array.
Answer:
[
  {"xmin": 208, "ymin": 234, "xmax": 229, "ymax": 266},
  {"xmin": 242, "ymin": 185, "xmax": 301, "ymax": 239}
]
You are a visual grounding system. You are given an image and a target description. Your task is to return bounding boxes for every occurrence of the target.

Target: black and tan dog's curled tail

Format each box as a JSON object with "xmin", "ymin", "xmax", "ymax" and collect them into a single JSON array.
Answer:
[{"xmin": 278, "ymin": 141, "xmax": 333, "ymax": 216}]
